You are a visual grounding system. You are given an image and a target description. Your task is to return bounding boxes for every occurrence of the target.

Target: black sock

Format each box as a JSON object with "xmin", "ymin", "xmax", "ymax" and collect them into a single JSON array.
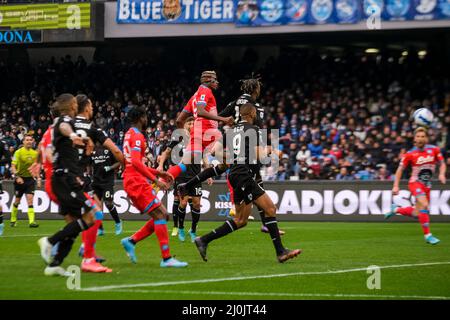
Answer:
[
  {"xmin": 48, "ymin": 219, "xmax": 88, "ymax": 245},
  {"xmin": 258, "ymin": 207, "xmax": 266, "ymax": 226},
  {"xmin": 172, "ymin": 199, "xmax": 179, "ymax": 228},
  {"xmin": 191, "ymin": 207, "xmax": 201, "ymax": 233},
  {"xmin": 185, "ymin": 165, "xmax": 227, "ymax": 189},
  {"xmin": 106, "ymin": 203, "xmax": 121, "ymax": 224},
  {"xmin": 99, "ymin": 222, "xmax": 104, "ymax": 231},
  {"xmin": 178, "ymin": 206, "xmax": 186, "ymax": 229},
  {"xmin": 49, "ymin": 237, "xmax": 75, "ymax": 267},
  {"xmin": 265, "ymin": 217, "xmax": 285, "ymax": 255},
  {"xmin": 0, "ymin": 211, "xmax": 3, "ymax": 224},
  {"xmin": 201, "ymin": 219, "xmax": 237, "ymax": 244}
]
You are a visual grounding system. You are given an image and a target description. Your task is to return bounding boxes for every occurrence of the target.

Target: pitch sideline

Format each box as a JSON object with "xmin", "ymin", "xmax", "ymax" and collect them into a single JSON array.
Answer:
[{"xmin": 80, "ymin": 261, "xmax": 450, "ymax": 292}]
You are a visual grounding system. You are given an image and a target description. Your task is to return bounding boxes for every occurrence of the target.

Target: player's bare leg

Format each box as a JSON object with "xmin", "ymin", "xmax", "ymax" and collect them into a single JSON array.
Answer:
[{"xmin": 253, "ymin": 194, "xmax": 301, "ymax": 263}]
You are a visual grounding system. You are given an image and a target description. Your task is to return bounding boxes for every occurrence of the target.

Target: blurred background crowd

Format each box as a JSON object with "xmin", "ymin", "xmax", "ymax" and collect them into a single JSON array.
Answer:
[{"xmin": 0, "ymin": 47, "xmax": 449, "ymax": 181}]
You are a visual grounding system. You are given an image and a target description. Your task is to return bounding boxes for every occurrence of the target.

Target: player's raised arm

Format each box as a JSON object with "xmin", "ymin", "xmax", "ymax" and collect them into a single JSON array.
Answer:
[
  {"xmin": 218, "ymin": 101, "xmax": 235, "ymax": 118},
  {"xmin": 196, "ymin": 104, "xmax": 233, "ymax": 126},
  {"xmin": 59, "ymin": 121, "xmax": 84, "ymax": 147},
  {"xmin": 176, "ymin": 109, "xmax": 191, "ymax": 129},
  {"xmin": 103, "ymin": 137, "xmax": 125, "ymax": 166}
]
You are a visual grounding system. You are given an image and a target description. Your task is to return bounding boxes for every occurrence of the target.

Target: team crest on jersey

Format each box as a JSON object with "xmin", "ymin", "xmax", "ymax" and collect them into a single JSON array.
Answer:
[
  {"xmin": 104, "ymin": 149, "xmax": 109, "ymax": 154},
  {"xmin": 416, "ymin": 188, "xmax": 422, "ymax": 193},
  {"xmin": 200, "ymin": 94, "xmax": 206, "ymax": 101},
  {"xmin": 162, "ymin": 0, "xmax": 182, "ymax": 21},
  {"xmin": 136, "ymin": 140, "xmax": 141, "ymax": 147}
]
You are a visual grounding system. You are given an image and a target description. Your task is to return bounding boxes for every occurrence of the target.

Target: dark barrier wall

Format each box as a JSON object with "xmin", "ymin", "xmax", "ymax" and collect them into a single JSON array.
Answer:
[{"xmin": 0, "ymin": 181, "xmax": 449, "ymax": 222}]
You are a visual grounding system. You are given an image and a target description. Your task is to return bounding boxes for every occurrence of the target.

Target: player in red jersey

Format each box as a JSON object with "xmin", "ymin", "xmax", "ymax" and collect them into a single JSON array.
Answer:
[
  {"xmin": 40, "ymin": 125, "xmax": 58, "ymax": 204},
  {"xmin": 120, "ymin": 106, "xmax": 188, "ymax": 267},
  {"xmin": 386, "ymin": 127, "xmax": 446, "ymax": 244},
  {"xmin": 30, "ymin": 106, "xmax": 59, "ymax": 204},
  {"xmin": 166, "ymin": 71, "xmax": 233, "ymax": 180}
]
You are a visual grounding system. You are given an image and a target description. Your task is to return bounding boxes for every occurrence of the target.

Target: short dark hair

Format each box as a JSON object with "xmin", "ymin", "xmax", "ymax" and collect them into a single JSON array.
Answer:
[
  {"xmin": 76, "ymin": 94, "xmax": 90, "ymax": 113},
  {"xmin": 127, "ymin": 106, "xmax": 147, "ymax": 124},
  {"xmin": 185, "ymin": 116, "xmax": 194, "ymax": 123},
  {"xmin": 53, "ymin": 93, "xmax": 75, "ymax": 116}
]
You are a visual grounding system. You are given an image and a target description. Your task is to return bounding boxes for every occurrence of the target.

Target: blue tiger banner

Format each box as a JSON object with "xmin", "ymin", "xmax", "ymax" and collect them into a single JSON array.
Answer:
[
  {"xmin": 117, "ymin": 0, "xmax": 235, "ymax": 23},
  {"xmin": 115, "ymin": 0, "xmax": 450, "ymax": 24}
]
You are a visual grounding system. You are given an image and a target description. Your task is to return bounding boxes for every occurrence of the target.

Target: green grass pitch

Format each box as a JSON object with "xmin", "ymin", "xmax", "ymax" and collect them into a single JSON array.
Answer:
[{"xmin": 0, "ymin": 219, "xmax": 449, "ymax": 300}]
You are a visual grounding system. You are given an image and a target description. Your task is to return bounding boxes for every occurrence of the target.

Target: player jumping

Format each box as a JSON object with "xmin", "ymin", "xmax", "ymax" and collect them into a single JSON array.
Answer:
[
  {"xmin": 165, "ymin": 71, "xmax": 233, "ymax": 181},
  {"xmin": 219, "ymin": 76, "xmax": 285, "ymax": 235},
  {"xmin": 385, "ymin": 127, "xmax": 446, "ymax": 244},
  {"xmin": 120, "ymin": 106, "xmax": 188, "ymax": 267},
  {"xmin": 158, "ymin": 116, "xmax": 212, "ymax": 242},
  {"xmin": 191, "ymin": 104, "xmax": 301, "ymax": 263}
]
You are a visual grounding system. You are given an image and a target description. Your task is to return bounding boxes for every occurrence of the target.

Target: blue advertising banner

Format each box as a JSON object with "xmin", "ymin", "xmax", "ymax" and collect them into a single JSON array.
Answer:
[
  {"xmin": 284, "ymin": 0, "xmax": 309, "ymax": 24},
  {"xmin": 115, "ymin": 0, "xmax": 450, "ymax": 25},
  {"xmin": 307, "ymin": 0, "xmax": 336, "ymax": 24},
  {"xmin": 411, "ymin": 0, "xmax": 438, "ymax": 20},
  {"xmin": 117, "ymin": 0, "xmax": 235, "ymax": 23},
  {"xmin": 0, "ymin": 30, "xmax": 42, "ymax": 44},
  {"xmin": 235, "ymin": 0, "xmax": 286, "ymax": 26},
  {"xmin": 334, "ymin": 0, "xmax": 361, "ymax": 24},
  {"xmin": 438, "ymin": 0, "xmax": 450, "ymax": 19},
  {"xmin": 384, "ymin": 0, "xmax": 411, "ymax": 21}
]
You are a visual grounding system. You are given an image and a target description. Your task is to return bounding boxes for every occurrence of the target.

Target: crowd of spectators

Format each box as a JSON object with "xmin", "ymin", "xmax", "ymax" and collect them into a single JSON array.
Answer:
[{"xmin": 0, "ymin": 47, "xmax": 449, "ymax": 181}]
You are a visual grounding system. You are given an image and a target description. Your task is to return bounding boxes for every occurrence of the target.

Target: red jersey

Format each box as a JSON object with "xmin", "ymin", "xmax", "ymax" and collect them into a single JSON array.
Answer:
[
  {"xmin": 41, "ymin": 126, "xmax": 54, "ymax": 175},
  {"xmin": 400, "ymin": 144, "xmax": 444, "ymax": 187},
  {"xmin": 183, "ymin": 85, "xmax": 218, "ymax": 131},
  {"xmin": 123, "ymin": 127, "xmax": 146, "ymax": 177}
]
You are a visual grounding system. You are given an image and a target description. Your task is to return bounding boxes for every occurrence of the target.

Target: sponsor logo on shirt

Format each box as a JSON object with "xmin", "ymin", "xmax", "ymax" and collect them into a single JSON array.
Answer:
[{"xmin": 416, "ymin": 155, "xmax": 434, "ymax": 165}]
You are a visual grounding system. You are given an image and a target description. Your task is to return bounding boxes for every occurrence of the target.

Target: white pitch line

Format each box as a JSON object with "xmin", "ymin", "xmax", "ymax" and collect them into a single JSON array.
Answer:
[
  {"xmin": 104, "ymin": 288, "xmax": 450, "ymax": 300},
  {"xmin": 80, "ymin": 261, "xmax": 450, "ymax": 292}
]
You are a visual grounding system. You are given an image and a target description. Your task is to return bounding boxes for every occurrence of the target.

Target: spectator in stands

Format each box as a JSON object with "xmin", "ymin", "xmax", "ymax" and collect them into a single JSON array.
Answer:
[
  {"xmin": 336, "ymin": 167, "xmax": 354, "ymax": 181},
  {"xmin": 308, "ymin": 139, "xmax": 323, "ymax": 157}
]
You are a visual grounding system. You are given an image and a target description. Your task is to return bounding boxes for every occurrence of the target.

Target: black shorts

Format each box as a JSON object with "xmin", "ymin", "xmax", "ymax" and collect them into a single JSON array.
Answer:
[
  {"xmin": 82, "ymin": 175, "xmax": 94, "ymax": 196},
  {"xmin": 175, "ymin": 164, "xmax": 202, "ymax": 197},
  {"xmin": 174, "ymin": 176, "xmax": 202, "ymax": 197},
  {"xmin": 93, "ymin": 184, "xmax": 114, "ymax": 202},
  {"xmin": 229, "ymin": 173, "xmax": 265, "ymax": 205},
  {"xmin": 14, "ymin": 177, "xmax": 36, "ymax": 198},
  {"xmin": 52, "ymin": 172, "xmax": 95, "ymax": 217}
]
